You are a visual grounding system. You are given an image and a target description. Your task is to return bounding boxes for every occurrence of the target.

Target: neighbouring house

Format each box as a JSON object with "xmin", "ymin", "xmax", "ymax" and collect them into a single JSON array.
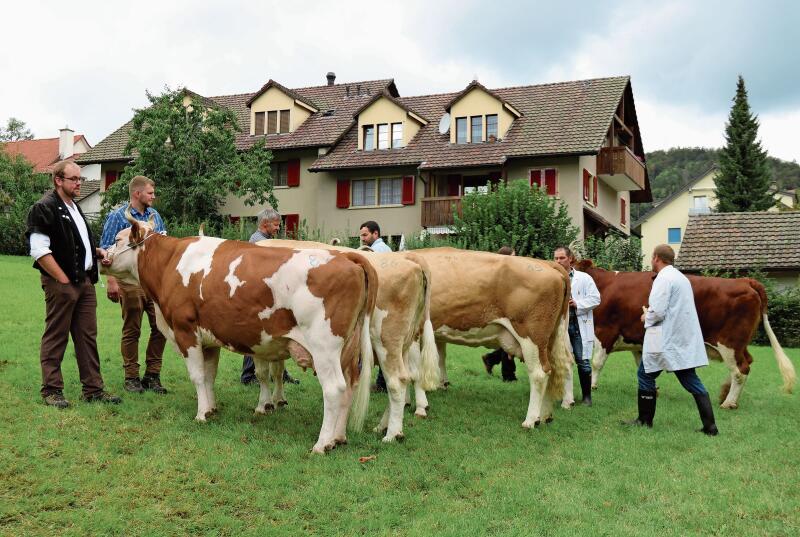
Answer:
[
  {"xmin": 677, "ymin": 212, "xmax": 800, "ymax": 289},
  {"xmin": 77, "ymin": 73, "xmax": 652, "ymax": 241},
  {"xmin": 635, "ymin": 166, "xmax": 797, "ymax": 267},
  {"xmin": 74, "ymin": 179, "xmax": 102, "ymax": 221},
  {"xmin": 2, "ymin": 127, "xmax": 91, "ymax": 173}
]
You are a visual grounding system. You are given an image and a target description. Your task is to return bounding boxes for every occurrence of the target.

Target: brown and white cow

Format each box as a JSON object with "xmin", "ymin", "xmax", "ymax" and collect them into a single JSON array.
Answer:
[
  {"xmin": 575, "ymin": 260, "xmax": 796, "ymax": 408},
  {"xmin": 411, "ymin": 248, "xmax": 573, "ymax": 428},
  {"xmin": 259, "ymin": 239, "xmax": 440, "ymax": 442},
  {"xmin": 102, "ymin": 213, "xmax": 377, "ymax": 453}
]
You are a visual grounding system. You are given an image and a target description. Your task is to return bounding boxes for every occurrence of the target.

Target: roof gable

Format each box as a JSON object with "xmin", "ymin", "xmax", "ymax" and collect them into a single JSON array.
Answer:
[
  {"xmin": 245, "ymin": 80, "xmax": 319, "ymax": 112},
  {"xmin": 446, "ymin": 80, "xmax": 521, "ymax": 117},
  {"xmin": 633, "ymin": 165, "xmax": 718, "ymax": 227}
]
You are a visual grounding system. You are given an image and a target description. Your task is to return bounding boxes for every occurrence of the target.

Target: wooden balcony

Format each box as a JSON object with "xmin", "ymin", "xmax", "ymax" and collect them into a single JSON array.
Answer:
[
  {"xmin": 421, "ymin": 196, "xmax": 462, "ymax": 228},
  {"xmin": 596, "ymin": 146, "xmax": 646, "ymax": 192}
]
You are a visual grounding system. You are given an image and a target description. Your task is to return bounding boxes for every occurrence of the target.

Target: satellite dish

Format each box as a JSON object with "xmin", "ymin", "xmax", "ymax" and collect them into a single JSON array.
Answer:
[{"xmin": 438, "ymin": 112, "xmax": 451, "ymax": 135}]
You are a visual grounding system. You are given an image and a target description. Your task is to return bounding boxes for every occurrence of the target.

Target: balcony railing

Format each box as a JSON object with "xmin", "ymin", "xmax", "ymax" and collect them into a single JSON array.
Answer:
[
  {"xmin": 596, "ymin": 146, "xmax": 646, "ymax": 191},
  {"xmin": 421, "ymin": 196, "xmax": 462, "ymax": 227}
]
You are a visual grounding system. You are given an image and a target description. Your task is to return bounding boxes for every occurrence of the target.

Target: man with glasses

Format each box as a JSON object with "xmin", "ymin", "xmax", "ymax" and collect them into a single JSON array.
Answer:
[
  {"xmin": 100, "ymin": 175, "xmax": 168, "ymax": 394},
  {"xmin": 25, "ymin": 161, "xmax": 121, "ymax": 407}
]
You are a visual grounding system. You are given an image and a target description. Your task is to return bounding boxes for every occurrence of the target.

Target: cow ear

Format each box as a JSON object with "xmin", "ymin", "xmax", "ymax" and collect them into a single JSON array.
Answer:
[{"xmin": 130, "ymin": 221, "xmax": 143, "ymax": 243}]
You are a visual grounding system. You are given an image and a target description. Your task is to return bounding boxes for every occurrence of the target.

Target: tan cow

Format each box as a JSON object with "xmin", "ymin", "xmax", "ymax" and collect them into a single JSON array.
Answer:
[
  {"xmin": 411, "ymin": 248, "xmax": 573, "ymax": 428},
  {"xmin": 259, "ymin": 239, "xmax": 440, "ymax": 442},
  {"xmin": 102, "ymin": 213, "xmax": 377, "ymax": 453}
]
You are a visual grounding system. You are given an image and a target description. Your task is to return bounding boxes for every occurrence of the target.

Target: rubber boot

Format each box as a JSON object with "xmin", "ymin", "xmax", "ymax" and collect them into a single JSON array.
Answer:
[
  {"xmin": 578, "ymin": 368, "xmax": 592, "ymax": 406},
  {"xmin": 500, "ymin": 352, "xmax": 517, "ymax": 382},
  {"xmin": 693, "ymin": 393, "xmax": 719, "ymax": 436},
  {"xmin": 622, "ymin": 390, "xmax": 656, "ymax": 428}
]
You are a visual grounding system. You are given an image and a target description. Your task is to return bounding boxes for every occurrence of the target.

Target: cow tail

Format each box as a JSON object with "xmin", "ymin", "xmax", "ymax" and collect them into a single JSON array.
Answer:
[
  {"xmin": 408, "ymin": 253, "xmax": 440, "ymax": 391},
  {"xmin": 546, "ymin": 270, "xmax": 573, "ymax": 400},
  {"xmin": 748, "ymin": 279, "xmax": 795, "ymax": 394},
  {"xmin": 344, "ymin": 252, "xmax": 378, "ymax": 432}
]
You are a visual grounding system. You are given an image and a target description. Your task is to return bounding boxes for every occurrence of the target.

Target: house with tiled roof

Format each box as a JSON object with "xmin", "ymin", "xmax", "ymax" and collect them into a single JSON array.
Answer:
[
  {"xmin": 2, "ymin": 127, "xmax": 90, "ymax": 173},
  {"xmin": 77, "ymin": 72, "xmax": 651, "ymax": 240},
  {"xmin": 635, "ymin": 166, "xmax": 798, "ymax": 268},
  {"xmin": 677, "ymin": 212, "xmax": 800, "ymax": 288}
]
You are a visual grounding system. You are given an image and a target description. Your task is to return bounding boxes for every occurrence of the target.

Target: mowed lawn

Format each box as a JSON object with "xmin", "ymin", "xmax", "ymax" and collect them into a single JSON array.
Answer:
[{"xmin": 1, "ymin": 254, "xmax": 798, "ymax": 537}]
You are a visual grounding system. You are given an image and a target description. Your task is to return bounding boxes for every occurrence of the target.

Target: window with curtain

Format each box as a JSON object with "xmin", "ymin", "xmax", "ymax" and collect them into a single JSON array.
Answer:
[
  {"xmin": 377, "ymin": 124, "xmax": 389, "ymax": 149},
  {"xmin": 391, "ymin": 123, "xmax": 403, "ymax": 148},
  {"xmin": 352, "ymin": 179, "xmax": 377, "ymax": 206}
]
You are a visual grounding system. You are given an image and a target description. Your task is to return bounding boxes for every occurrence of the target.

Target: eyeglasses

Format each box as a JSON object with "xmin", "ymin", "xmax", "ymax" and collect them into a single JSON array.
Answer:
[{"xmin": 60, "ymin": 176, "xmax": 84, "ymax": 183}]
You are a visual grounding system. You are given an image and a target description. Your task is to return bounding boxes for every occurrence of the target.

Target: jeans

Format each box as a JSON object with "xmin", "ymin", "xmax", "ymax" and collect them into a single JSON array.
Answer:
[
  {"xmin": 637, "ymin": 361, "xmax": 708, "ymax": 395},
  {"xmin": 568, "ymin": 314, "xmax": 591, "ymax": 375},
  {"xmin": 241, "ymin": 355, "xmax": 256, "ymax": 383}
]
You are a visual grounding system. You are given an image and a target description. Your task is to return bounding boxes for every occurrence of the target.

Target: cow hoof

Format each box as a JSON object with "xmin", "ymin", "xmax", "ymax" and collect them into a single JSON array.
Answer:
[
  {"xmin": 254, "ymin": 403, "xmax": 275, "ymax": 415},
  {"xmin": 591, "ymin": 385, "xmax": 598, "ymax": 390},
  {"xmin": 382, "ymin": 432, "xmax": 404, "ymax": 443},
  {"xmin": 440, "ymin": 381, "xmax": 450, "ymax": 390},
  {"xmin": 545, "ymin": 416, "xmax": 554, "ymax": 424},
  {"xmin": 195, "ymin": 415, "xmax": 208, "ymax": 422},
  {"xmin": 334, "ymin": 437, "xmax": 348, "ymax": 446},
  {"xmin": 311, "ymin": 445, "xmax": 327, "ymax": 455},
  {"xmin": 561, "ymin": 399, "xmax": 575, "ymax": 409},
  {"xmin": 414, "ymin": 408, "xmax": 428, "ymax": 418},
  {"xmin": 720, "ymin": 402, "xmax": 738, "ymax": 410},
  {"xmin": 324, "ymin": 442, "xmax": 337, "ymax": 452},
  {"xmin": 522, "ymin": 419, "xmax": 538, "ymax": 429},
  {"xmin": 277, "ymin": 400, "xmax": 288, "ymax": 408},
  {"xmin": 373, "ymin": 425, "xmax": 388, "ymax": 434}
]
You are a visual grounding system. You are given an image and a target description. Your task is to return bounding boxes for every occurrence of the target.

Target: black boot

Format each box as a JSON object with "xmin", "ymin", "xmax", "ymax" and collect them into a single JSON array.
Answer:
[
  {"xmin": 622, "ymin": 390, "xmax": 656, "ymax": 428},
  {"xmin": 578, "ymin": 369, "xmax": 592, "ymax": 406},
  {"xmin": 500, "ymin": 352, "xmax": 517, "ymax": 382},
  {"xmin": 693, "ymin": 393, "xmax": 719, "ymax": 436}
]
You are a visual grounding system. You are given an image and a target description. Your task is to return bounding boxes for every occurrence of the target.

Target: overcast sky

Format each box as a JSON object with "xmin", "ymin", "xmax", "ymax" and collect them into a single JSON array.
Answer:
[{"xmin": 2, "ymin": 0, "xmax": 798, "ymax": 161}]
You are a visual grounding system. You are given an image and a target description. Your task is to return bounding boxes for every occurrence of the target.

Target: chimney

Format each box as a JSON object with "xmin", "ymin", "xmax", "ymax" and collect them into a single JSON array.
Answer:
[
  {"xmin": 59, "ymin": 126, "xmax": 75, "ymax": 159},
  {"xmin": 326, "ymin": 72, "xmax": 336, "ymax": 86}
]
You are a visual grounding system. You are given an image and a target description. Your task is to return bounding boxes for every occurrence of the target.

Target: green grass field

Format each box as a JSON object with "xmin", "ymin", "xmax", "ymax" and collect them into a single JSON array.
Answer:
[{"xmin": 1, "ymin": 254, "xmax": 798, "ymax": 536}]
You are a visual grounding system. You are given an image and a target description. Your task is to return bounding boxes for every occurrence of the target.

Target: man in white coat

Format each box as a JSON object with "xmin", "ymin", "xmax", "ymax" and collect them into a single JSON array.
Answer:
[
  {"xmin": 554, "ymin": 247, "xmax": 601, "ymax": 406},
  {"xmin": 623, "ymin": 244, "xmax": 718, "ymax": 435}
]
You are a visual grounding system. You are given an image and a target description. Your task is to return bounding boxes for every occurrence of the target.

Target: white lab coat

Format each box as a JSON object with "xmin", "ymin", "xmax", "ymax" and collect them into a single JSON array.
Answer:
[
  {"xmin": 642, "ymin": 265, "xmax": 708, "ymax": 373},
  {"xmin": 571, "ymin": 269, "xmax": 601, "ymax": 361}
]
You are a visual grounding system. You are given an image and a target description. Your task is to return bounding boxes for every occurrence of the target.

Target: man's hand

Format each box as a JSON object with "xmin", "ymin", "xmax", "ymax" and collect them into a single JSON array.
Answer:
[
  {"xmin": 106, "ymin": 276, "xmax": 120, "ymax": 303},
  {"xmin": 640, "ymin": 306, "xmax": 647, "ymax": 323},
  {"xmin": 97, "ymin": 247, "xmax": 112, "ymax": 267},
  {"xmin": 568, "ymin": 298, "xmax": 576, "ymax": 308}
]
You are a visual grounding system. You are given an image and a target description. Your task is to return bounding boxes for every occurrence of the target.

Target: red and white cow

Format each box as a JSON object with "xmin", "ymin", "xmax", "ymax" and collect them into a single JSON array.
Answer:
[
  {"xmin": 102, "ymin": 212, "xmax": 377, "ymax": 453},
  {"xmin": 411, "ymin": 248, "xmax": 573, "ymax": 428},
  {"xmin": 260, "ymin": 239, "xmax": 440, "ymax": 442},
  {"xmin": 576, "ymin": 260, "xmax": 796, "ymax": 408}
]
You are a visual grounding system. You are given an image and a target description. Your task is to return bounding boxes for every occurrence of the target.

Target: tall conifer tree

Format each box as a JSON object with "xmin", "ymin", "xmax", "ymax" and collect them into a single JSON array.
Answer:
[{"xmin": 714, "ymin": 76, "xmax": 773, "ymax": 212}]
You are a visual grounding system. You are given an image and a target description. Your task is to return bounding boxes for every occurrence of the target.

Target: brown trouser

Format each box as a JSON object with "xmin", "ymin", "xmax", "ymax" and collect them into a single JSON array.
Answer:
[
  {"xmin": 39, "ymin": 274, "xmax": 104, "ymax": 397},
  {"xmin": 119, "ymin": 284, "xmax": 166, "ymax": 379}
]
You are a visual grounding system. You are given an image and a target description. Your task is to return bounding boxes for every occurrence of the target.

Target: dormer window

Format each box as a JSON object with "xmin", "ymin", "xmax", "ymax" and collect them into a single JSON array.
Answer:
[
  {"xmin": 253, "ymin": 109, "xmax": 292, "ymax": 135},
  {"xmin": 486, "ymin": 114, "xmax": 498, "ymax": 141},
  {"xmin": 364, "ymin": 125, "xmax": 375, "ymax": 151},
  {"xmin": 471, "ymin": 116, "xmax": 483, "ymax": 143},
  {"xmin": 456, "ymin": 117, "xmax": 468, "ymax": 144},
  {"xmin": 267, "ymin": 111, "xmax": 277, "ymax": 134},
  {"xmin": 392, "ymin": 123, "xmax": 403, "ymax": 148},
  {"xmin": 377, "ymin": 124, "xmax": 389, "ymax": 149},
  {"xmin": 279, "ymin": 109, "xmax": 290, "ymax": 134}
]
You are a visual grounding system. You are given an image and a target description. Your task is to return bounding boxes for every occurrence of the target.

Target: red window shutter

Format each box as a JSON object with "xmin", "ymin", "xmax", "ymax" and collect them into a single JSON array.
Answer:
[
  {"xmin": 287, "ymin": 159, "xmax": 300, "ymax": 187},
  {"xmin": 336, "ymin": 179, "xmax": 350, "ymax": 208},
  {"xmin": 105, "ymin": 170, "xmax": 118, "ymax": 190},
  {"xmin": 530, "ymin": 169, "xmax": 542, "ymax": 188},
  {"xmin": 592, "ymin": 175, "xmax": 598, "ymax": 206},
  {"xmin": 447, "ymin": 174, "xmax": 461, "ymax": 197},
  {"xmin": 621, "ymin": 198, "xmax": 627, "ymax": 224},
  {"xmin": 544, "ymin": 168, "xmax": 557, "ymax": 196},
  {"xmin": 284, "ymin": 214, "xmax": 299, "ymax": 238},
  {"xmin": 229, "ymin": 216, "xmax": 240, "ymax": 225},
  {"xmin": 401, "ymin": 176, "xmax": 415, "ymax": 205},
  {"xmin": 583, "ymin": 169, "xmax": 590, "ymax": 201}
]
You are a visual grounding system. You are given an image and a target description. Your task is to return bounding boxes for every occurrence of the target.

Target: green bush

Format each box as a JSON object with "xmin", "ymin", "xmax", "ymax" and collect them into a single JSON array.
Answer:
[
  {"xmin": 0, "ymin": 150, "xmax": 51, "ymax": 255},
  {"xmin": 449, "ymin": 179, "xmax": 578, "ymax": 258},
  {"xmin": 574, "ymin": 234, "xmax": 643, "ymax": 271}
]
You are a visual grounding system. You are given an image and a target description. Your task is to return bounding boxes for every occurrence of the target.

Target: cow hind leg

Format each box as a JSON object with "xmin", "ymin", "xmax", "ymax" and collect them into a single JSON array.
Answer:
[
  {"xmin": 270, "ymin": 360, "xmax": 288, "ymax": 407},
  {"xmin": 407, "ymin": 340, "xmax": 430, "ymax": 417},
  {"xmin": 311, "ymin": 351, "xmax": 347, "ymax": 454},
  {"xmin": 436, "ymin": 340, "xmax": 449, "ymax": 388},
  {"xmin": 184, "ymin": 346, "xmax": 212, "ymax": 421},
  {"xmin": 202, "ymin": 348, "xmax": 220, "ymax": 414},
  {"xmin": 520, "ymin": 340, "xmax": 548, "ymax": 429},
  {"xmin": 253, "ymin": 356, "xmax": 275, "ymax": 415},
  {"xmin": 717, "ymin": 344, "xmax": 748, "ymax": 409},
  {"xmin": 382, "ymin": 355, "xmax": 408, "ymax": 442},
  {"xmin": 562, "ymin": 366, "xmax": 575, "ymax": 409},
  {"xmin": 591, "ymin": 345, "xmax": 609, "ymax": 389},
  {"xmin": 333, "ymin": 381, "xmax": 354, "ymax": 446}
]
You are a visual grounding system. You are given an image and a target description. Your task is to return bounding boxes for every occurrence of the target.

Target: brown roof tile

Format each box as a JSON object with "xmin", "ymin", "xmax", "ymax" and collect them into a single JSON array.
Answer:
[
  {"xmin": 677, "ymin": 212, "xmax": 800, "ymax": 272},
  {"xmin": 3, "ymin": 135, "xmax": 89, "ymax": 172},
  {"xmin": 77, "ymin": 79, "xmax": 396, "ymax": 163},
  {"xmin": 310, "ymin": 76, "xmax": 631, "ymax": 171}
]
